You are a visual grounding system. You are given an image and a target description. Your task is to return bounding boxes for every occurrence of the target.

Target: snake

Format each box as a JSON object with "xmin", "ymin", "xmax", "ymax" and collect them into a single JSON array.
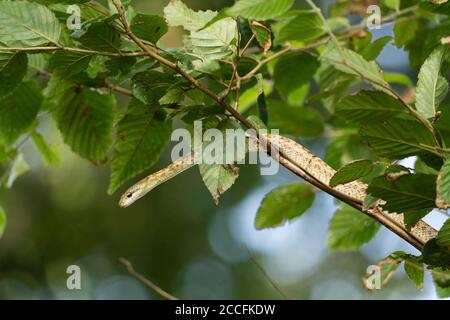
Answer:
[{"xmin": 119, "ymin": 133, "xmax": 437, "ymax": 248}]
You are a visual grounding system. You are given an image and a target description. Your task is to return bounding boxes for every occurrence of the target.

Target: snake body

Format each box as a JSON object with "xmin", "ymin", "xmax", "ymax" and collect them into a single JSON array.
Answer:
[
  {"xmin": 119, "ymin": 134, "xmax": 437, "ymax": 247},
  {"xmin": 263, "ymin": 134, "xmax": 437, "ymax": 246},
  {"xmin": 119, "ymin": 153, "xmax": 196, "ymax": 208}
]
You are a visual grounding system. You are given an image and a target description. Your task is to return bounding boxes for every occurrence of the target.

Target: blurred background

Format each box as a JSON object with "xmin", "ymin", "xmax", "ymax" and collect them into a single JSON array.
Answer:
[{"xmin": 0, "ymin": 0, "xmax": 446, "ymax": 299}]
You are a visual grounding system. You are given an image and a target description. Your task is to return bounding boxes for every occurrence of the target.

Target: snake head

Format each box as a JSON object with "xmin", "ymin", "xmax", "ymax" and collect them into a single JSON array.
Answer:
[{"xmin": 118, "ymin": 185, "xmax": 145, "ymax": 208}]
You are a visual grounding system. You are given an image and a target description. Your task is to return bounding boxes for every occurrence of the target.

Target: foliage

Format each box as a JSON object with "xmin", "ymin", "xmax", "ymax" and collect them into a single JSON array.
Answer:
[{"xmin": 0, "ymin": 0, "xmax": 449, "ymax": 297}]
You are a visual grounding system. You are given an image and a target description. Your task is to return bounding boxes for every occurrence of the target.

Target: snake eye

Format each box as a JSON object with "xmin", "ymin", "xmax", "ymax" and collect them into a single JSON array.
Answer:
[{"xmin": 127, "ymin": 192, "xmax": 133, "ymax": 198}]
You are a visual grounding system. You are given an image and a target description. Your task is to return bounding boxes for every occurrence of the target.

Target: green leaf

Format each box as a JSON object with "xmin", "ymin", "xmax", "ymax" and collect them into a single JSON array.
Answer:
[
  {"xmin": 325, "ymin": 134, "xmax": 376, "ymax": 170},
  {"xmin": 273, "ymin": 52, "xmax": 319, "ymax": 105},
  {"xmin": 267, "ymin": 100, "xmax": 324, "ymax": 137},
  {"xmin": 0, "ymin": 81, "xmax": 42, "ymax": 145},
  {"xmin": 360, "ymin": 118, "xmax": 437, "ymax": 159},
  {"xmin": 180, "ymin": 105, "xmax": 223, "ymax": 123},
  {"xmin": 362, "ymin": 251, "xmax": 404, "ymax": 290},
  {"xmin": 251, "ymin": 21, "xmax": 272, "ymax": 54},
  {"xmin": 367, "ymin": 174, "xmax": 436, "ymax": 213},
  {"xmin": 108, "ymin": 100, "xmax": 172, "ymax": 194},
  {"xmin": 321, "ymin": 44, "xmax": 390, "ymax": 92},
  {"xmin": 55, "ymin": 87, "xmax": 115, "ymax": 161},
  {"xmin": 382, "ymin": 0, "xmax": 400, "ymax": 10},
  {"xmin": 330, "ymin": 160, "xmax": 374, "ymax": 187},
  {"xmin": 436, "ymin": 158, "xmax": 450, "ymax": 209},
  {"xmin": 226, "ymin": 0, "xmax": 294, "ymax": 20},
  {"xmin": 255, "ymin": 183, "xmax": 315, "ymax": 229},
  {"xmin": 361, "ymin": 36, "xmax": 391, "ymax": 61},
  {"xmin": 256, "ymin": 75, "xmax": 268, "ymax": 125},
  {"xmin": 131, "ymin": 14, "xmax": 168, "ymax": 44},
  {"xmin": 164, "ymin": 0, "xmax": 217, "ymax": 31},
  {"xmin": 158, "ymin": 87, "xmax": 185, "ymax": 105},
  {"xmin": 104, "ymin": 56, "xmax": 137, "ymax": 76},
  {"xmin": 336, "ymin": 90, "xmax": 405, "ymax": 125},
  {"xmin": 422, "ymin": 239, "xmax": 450, "ymax": 268},
  {"xmin": 404, "ymin": 256, "xmax": 424, "ymax": 289},
  {"xmin": 32, "ymin": 132, "xmax": 61, "ymax": 166},
  {"xmin": 79, "ymin": 22, "xmax": 122, "ymax": 53},
  {"xmin": 403, "ymin": 209, "xmax": 430, "ymax": 229},
  {"xmin": 384, "ymin": 72, "xmax": 413, "ymax": 87},
  {"xmin": 28, "ymin": 53, "xmax": 46, "ymax": 73},
  {"xmin": 246, "ymin": 115, "xmax": 267, "ymax": 130},
  {"xmin": 199, "ymin": 164, "xmax": 239, "ymax": 205},
  {"xmin": 164, "ymin": 0, "xmax": 237, "ymax": 61},
  {"xmin": 432, "ymin": 267, "xmax": 450, "ymax": 298},
  {"xmin": 328, "ymin": 204, "xmax": 380, "ymax": 251},
  {"xmin": 275, "ymin": 11, "xmax": 325, "ymax": 44},
  {"xmin": 0, "ymin": 52, "xmax": 27, "ymax": 97},
  {"xmin": 420, "ymin": 0, "xmax": 450, "ymax": 15},
  {"xmin": 0, "ymin": 0, "xmax": 61, "ymax": 46},
  {"xmin": 0, "ymin": 206, "xmax": 5, "ymax": 239},
  {"xmin": 435, "ymin": 103, "xmax": 450, "ymax": 146},
  {"xmin": 4, "ymin": 153, "xmax": 30, "ymax": 188},
  {"xmin": 415, "ymin": 46, "xmax": 449, "ymax": 119},
  {"xmin": 436, "ymin": 219, "xmax": 450, "ymax": 249},
  {"xmin": 48, "ymin": 51, "xmax": 93, "ymax": 77},
  {"xmin": 132, "ymin": 71, "xmax": 175, "ymax": 105},
  {"xmin": 393, "ymin": 19, "xmax": 419, "ymax": 48}
]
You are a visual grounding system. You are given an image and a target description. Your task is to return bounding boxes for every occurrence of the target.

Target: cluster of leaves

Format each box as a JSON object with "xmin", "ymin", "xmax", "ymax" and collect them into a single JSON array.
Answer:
[{"xmin": 0, "ymin": 0, "xmax": 449, "ymax": 296}]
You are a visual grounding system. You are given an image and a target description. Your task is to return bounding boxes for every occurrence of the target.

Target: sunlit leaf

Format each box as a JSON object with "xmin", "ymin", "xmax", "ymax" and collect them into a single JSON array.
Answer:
[
  {"xmin": 415, "ymin": 46, "xmax": 449, "ymax": 119},
  {"xmin": 0, "ymin": 0, "xmax": 61, "ymax": 46},
  {"xmin": 199, "ymin": 164, "xmax": 239, "ymax": 205}
]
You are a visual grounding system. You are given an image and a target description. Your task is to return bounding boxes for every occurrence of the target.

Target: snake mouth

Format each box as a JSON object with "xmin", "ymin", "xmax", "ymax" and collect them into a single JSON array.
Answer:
[{"xmin": 118, "ymin": 191, "xmax": 135, "ymax": 208}]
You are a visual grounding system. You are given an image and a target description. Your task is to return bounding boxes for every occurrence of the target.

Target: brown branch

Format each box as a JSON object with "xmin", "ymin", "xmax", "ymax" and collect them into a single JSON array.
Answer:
[
  {"xmin": 120, "ymin": 258, "xmax": 178, "ymax": 300},
  {"xmin": 110, "ymin": 0, "xmax": 435, "ymax": 250}
]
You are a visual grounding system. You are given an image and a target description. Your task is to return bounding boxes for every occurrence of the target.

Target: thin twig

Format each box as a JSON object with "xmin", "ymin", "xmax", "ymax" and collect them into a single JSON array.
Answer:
[
  {"xmin": 246, "ymin": 248, "xmax": 291, "ymax": 300},
  {"xmin": 219, "ymin": 62, "xmax": 237, "ymax": 102},
  {"xmin": 120, "ymin": 258, "xmax": 178, "ymax": 300},
  {"xmin": 240, "ymin": 34, "xmax": 256, "ymax": 58},
  {"xmin": 0, "ymin": 46, "xmax": 147, "ymax": 57},
  {"xmin": 234, "ymin": 76, "xmax": 241, "ymax": 110}
]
